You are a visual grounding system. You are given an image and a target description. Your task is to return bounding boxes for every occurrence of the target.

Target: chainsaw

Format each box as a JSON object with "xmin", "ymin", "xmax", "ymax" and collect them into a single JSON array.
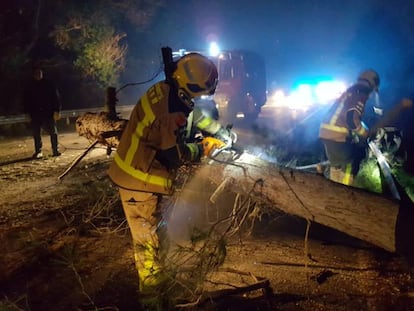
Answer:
[{"xmin": 201, "ymin": 130, "xmax": 243, "ymax": 162}]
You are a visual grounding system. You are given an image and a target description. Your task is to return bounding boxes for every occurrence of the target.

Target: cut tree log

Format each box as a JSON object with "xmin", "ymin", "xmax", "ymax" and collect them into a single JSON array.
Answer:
[
  {"xmin": 75, "ymin": 111, "xmax": 127, "ymax": 148},
  {"xmin": 203, "ymin": 152, "xmax": 414, "ymax": 262},
  {"xmin": 56, "ymin": 111, "xmax": 128, "ymax": 179}
]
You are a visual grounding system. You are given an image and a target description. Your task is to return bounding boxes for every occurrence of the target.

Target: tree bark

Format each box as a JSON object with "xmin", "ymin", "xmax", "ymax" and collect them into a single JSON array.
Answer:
[
  {"xmin": 75, "ymin": 112, "xmax": 127, "ymax": 148},
  {"xmin": 204, "ymin": 153, "xmax": 414, "ymax": 261},
  {"xmin": 72, "ymin": 113, "xmax": 414, "ymax": 261}
]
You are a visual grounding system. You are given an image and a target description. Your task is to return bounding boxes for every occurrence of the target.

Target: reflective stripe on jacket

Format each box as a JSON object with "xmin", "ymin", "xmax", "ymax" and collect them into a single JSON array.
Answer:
[
  {"xmin": 192, "ymin": 107, "xmax": 221, "ymax": 134},
  {"xmin": 319, "ymin": 83, "xmax": 371, "ymax": 143},
  {"xmin": 108, "ymin": 82, "xmax": 186, "ymax": 194}
]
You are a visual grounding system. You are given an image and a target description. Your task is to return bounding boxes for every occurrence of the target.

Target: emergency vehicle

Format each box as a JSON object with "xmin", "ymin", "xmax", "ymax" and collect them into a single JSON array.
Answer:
[{"xmin": 174, "ymin": 49, "xmax": 267, "ymax": 124}]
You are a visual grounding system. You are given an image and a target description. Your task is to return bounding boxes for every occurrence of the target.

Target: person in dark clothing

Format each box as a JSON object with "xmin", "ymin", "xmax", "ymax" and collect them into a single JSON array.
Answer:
[{"xmin": 23, "ymin": 66, "xmax": 62, "ymax": 158}]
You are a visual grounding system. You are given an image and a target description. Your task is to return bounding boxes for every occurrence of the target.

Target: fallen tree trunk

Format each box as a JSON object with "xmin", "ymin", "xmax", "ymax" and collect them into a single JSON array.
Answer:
[
  {"xmin": 204, "ymin": 153, "xmax": 414, "ymax": 262},
  {"xmin": 73, "ymin": 114, "xmax": 414, "ymax": 261}
]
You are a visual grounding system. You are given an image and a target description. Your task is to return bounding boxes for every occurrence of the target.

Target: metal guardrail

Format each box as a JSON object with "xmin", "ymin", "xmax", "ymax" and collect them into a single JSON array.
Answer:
[{"xmin": 0, "ymin": 105, "xmax": 134, "ymax": 126}]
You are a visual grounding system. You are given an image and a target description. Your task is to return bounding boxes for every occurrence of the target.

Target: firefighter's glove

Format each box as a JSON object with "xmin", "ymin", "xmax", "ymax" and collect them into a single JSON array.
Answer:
[
  {"xmin": 201, "ymin": 137, "xmax": 226, "ymax": 157},
  {"xmin": 53, "ymin": 111, "xmax": 61, "ymax": 121}
]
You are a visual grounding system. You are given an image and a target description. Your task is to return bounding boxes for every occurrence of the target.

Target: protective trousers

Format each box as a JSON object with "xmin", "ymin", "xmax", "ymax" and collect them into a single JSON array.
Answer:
[
  {"xmin": 119, "ymin": 188, "xmax": 164, "ymax": 291},
  {"xmin": 322, "ymin": 139, "xmax": 365, "ymax": 186}
]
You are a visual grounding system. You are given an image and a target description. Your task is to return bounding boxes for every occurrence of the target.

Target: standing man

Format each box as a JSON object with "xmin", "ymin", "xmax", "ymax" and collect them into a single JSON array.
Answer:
[
  {"xmin": 23, "ymin": 66, "xmax": 62, "ymax": 158},
  {"xmin": 108, "ymin": 52, "xmax": 220, "ymax": 303},
  {"xmin": 319, "ymin": 69, "xmax": 380, "ymax": 186}
]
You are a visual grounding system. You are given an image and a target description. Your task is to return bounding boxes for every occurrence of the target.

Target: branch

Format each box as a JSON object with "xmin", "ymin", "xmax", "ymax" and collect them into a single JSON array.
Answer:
[
  {"xmin": 175, "ymin": 271, "xmax": 270, "ymax": 309},
  {"xmin": 58, "ymin": 139, "xmax": 99, "ymax": 180}
]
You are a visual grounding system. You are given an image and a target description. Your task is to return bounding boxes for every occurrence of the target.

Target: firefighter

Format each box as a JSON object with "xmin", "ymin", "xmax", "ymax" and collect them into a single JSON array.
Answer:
[
  {"xmin": 319, "ymin": 69, "xmax": 380, "ymax": 186},
  {"xmin": 107, "ymin": 52, "xmax": 231, "ymax": 303}
]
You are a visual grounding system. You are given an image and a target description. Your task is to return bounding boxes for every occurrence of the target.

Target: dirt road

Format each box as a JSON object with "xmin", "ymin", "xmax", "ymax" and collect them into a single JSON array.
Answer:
[{"xmin": 1, "ymin": 130, "xmax": 413, "ymax": 310}]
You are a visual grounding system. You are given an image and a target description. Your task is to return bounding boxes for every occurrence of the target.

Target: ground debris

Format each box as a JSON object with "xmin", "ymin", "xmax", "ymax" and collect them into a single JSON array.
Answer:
[{"xmin": 1, "ymin": 132, "xmax": 414, "ymax": 311}]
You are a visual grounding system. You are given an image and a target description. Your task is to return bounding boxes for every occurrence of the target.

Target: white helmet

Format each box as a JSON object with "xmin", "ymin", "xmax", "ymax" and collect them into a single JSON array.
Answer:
[
  {"xmin": 172, "ymin": 53, "xmax": 218, "ymax": 109},
  {"xmin": 357, "ymin": 69, "xmax": 380, "ymax": 91}
]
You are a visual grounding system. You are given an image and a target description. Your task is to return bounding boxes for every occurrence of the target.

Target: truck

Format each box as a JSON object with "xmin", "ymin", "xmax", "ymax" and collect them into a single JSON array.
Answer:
[{"xmin": 174, "ymin": 49, "xmax": 267, "ymax": 124}]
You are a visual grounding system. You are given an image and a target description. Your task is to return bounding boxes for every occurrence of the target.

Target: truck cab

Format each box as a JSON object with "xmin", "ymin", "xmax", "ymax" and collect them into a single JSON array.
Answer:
[{"xmin": 212, "ymin": 50, "xmax": 267, "ymax": 124}]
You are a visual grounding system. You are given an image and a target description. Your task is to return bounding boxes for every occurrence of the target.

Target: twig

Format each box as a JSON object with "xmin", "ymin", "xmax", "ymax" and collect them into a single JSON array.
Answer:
[
  {"xmin": 175, "ymin": 277, "xmax": 270, "ymax": 308},
  {"xmin": 58, "ymin": 139, "xmax": 99, "ymax": 180}
]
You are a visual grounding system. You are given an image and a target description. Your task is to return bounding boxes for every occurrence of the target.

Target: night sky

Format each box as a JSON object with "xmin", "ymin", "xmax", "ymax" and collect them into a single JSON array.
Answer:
[
  {"xmin": 145, "ymin": 0, "xmax": 414, "ymax": 101},
  {"xmin": 4, "ymin": 1, "xmax": 412, "ymax": 107}
]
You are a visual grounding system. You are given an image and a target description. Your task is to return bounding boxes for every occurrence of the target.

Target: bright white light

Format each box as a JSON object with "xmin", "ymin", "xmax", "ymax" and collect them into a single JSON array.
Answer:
[
  {"xmin": 314, "ymin": 81, "xmax": 346, "ymax": 103},
  {"xmin": 199, "ymin": 95, "xmax": 213, "ymax": 100},
  {"xmin": 272, "ymin": 89, "xmax": 285, "ymax": 102},
  {"xmin": 266, "ymin": 79, "xmax": 348, "ymax": 110},
  {"xmin": 287, "ymin": 84, "xmax": 313, "ymax": 110},
  {"xmin": 268, "ymin": 89, "xmax": 286, "ymax": 106},
  {"xmin": 209, "ymin": 42, "xmax": 220, "ymax": 57}
]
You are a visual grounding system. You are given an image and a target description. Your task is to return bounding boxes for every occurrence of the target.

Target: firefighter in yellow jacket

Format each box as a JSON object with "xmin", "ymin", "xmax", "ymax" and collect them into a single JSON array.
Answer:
[
  {"xmin": 107, "ymin": 53, "xmax": 230, "ymax": 296},
  {"xmin": 319, "ymin": 69, "xmax": 380, "ymax": 186}
]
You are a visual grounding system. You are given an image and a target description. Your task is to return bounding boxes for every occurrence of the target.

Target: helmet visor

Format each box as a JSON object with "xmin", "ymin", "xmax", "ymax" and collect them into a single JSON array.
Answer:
[{"xmin": 186, "ymin": 76, "xmax": 218, "ymax": 95}]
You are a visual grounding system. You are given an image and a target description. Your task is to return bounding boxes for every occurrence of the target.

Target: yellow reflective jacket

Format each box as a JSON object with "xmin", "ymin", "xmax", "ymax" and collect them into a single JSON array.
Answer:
[
  {"xmin": 192, "ymin": 107, "xmax": 221, "ymax": 134},
  {"xmin": 108, "ymin": 82, "xmax": 189, "ymax": 194},
  {"xmin": 185, "ymin": 106, "xmax": 223, "ymax": 141},
  {"xmin": 319, "ymin": 83, "xmax": 371, "ymax": 143}
]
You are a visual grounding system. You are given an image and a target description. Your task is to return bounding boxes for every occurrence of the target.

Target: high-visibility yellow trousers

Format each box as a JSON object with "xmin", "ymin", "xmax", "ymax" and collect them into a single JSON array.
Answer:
[
  {"xmin": 119, "ymin": 188, "xmax": 163, "ymax": 291},
  {"xmin": 329, "ymin": 165, "xmax": 354, "ymax": 186}
]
